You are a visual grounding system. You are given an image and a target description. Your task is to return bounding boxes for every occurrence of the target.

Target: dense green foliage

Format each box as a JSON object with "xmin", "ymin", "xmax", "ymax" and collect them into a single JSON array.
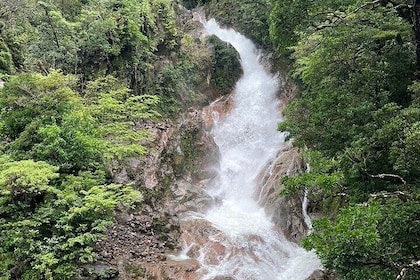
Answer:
[
  {"xmin": 0, "ymin": 0, "xmax": 212, "ymax": 114},
  {"xmin": 303, "ymin": 197, "xmax": 420, "ymax": 279},
  {"xmin": 271, "ymin": 0, "xmax": 420, "ymax": 278},
  {"xmin": 0, "ymin": 0, "xmax": 194, "ymax": 278},
  {"xmin": 0, "ymin": 71, "xmax": 151, "ymax": 279},
  {"xmin": 2, "ymin": 0, "xmax": 418, "ymax": 278},
  {"xmin": 206, "ymin": 35, "xmax": 242, "ymax": 95},
  {"xmin": 202, "ymin": 0, "xmax": 272, "ymax": 48},
  {"xmin": 0, "ymin": 0, "xmax": 232, "ymax": 276},
  {"xmin": 0, "ymin": 157, "xmax": 141, "ymax": 279}
]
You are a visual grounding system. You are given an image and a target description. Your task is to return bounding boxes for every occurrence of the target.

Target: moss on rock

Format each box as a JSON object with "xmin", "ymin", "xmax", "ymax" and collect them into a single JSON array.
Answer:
[{"xmin": 206, "ymin": 35, "xmax": 242, "ymax": 95}]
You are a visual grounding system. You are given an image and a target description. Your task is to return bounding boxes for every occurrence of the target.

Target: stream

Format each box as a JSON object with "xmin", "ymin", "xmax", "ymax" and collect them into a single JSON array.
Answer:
[{"xmin": 176, "ymin": 19, "xmax": 321, "ymax": 280}]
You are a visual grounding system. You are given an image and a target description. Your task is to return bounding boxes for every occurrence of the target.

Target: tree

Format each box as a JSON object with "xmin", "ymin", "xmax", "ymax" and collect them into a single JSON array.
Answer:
[
  {"xmin": 0, "ymin": 71, "xmax": 104, "ymax": 174},
  {"xmin": 0, "ymin": 156, "xmax": 60, "ymax": 279},
  {"xmin": 27, "ymin": 1, "xmax": 79, "ymax": 73},
  {"xmin": 84, "ymin": 76, "xmax": 160, "ymax": 162},
  {"xmin": 0, "ymin": 39, "xmax": 13, "ymax": 74},
  {"xmin": 0, "ymin": 71, "xmax": 161, "ymax": 173},
  {"xmin": 341, "ymin": 103, "xmax": 420, "ymax": 197},
  {"xmin": 280, "ymin": 3, "xmax": 414, "ymax": 154},
  {"xmin": 0, "ymin": 70, "xmax": 80, "ymax": 141},
  {"xmin": 274, "ymin": 1, "xmax": 420, "ymax": 278},
  {"xmin": 75, "ymin": 0, "xmax": 178, "ymax": 90},
  {"xmin": 269, "ymin": 0, "xmax": 310, "ymax": 55},
  {"xmin": 269, "ymin": 0, "xmax": 358, "ymax": 56},
  {"xmin": 303, "ymin": 197, "xmax": 420, "ymax": 279},
  {"xmin": 31, "ymin": 111, "xmax": 104, "ymax": 173},
  {"xmin": 0, "ymin": 0, "xmax": 30, "ymax": 72},
  {"xmin": 277, "ymin": 2, "xmax": 416, "ymax": 196},
  {"xmin": 0, "ymin": 157, "xmax": 141, "ymax": 279},
  {"xmin": 0, "ymin": 70, "xmax": 157, "ymax": 279}
]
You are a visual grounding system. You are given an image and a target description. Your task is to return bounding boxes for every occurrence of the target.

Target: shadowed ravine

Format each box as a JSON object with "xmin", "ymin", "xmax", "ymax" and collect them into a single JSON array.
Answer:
[{"xmin": 173, "ymin": 19, "xmax": 321, "ymax": 280}]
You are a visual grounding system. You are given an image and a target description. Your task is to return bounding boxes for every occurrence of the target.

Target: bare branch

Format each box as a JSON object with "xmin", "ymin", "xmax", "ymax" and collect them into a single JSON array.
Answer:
[
  {"xmin": 396, "ymin": 260, "xmax": 420, "ymax": 280},
  {"xmin": 369, "ymin": 173, "xmax": 407, "ymax": 185},
  {"xmin": 369, "ymin": 191, "xmax": 417, "ymax": 202}
]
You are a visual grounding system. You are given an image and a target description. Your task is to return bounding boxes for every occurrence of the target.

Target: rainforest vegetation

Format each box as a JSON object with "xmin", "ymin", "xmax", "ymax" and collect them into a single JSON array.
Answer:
[
  {"xmin": 0, "ymin": 0, "xmax": 419, "ymax": 279},
  {"xmin": 270, "ymin": 1, "xmax": 420, "ymax": 279},
  {"xmin": 0, "ymin": 0, "xmax": 211, "ymax": 278}
]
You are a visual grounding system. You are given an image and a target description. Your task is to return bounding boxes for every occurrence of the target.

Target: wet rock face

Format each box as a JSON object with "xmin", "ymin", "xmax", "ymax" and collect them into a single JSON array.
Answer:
[
  {"xmin": 164, "ymin": 109, "xmax": 220, "ymax": 183},
  {"xmin": 255, "ymin": 143, "xmax": 309, "ymax": 243},
  {"xmin": 179, "ymin": 219, "xmax": 225, "ymax": 260},
  {"xmin": 95, "ymin": 74, "xmax": 316, "ymax": 279},
  {"xmin": 201, "ymin": 94, "xmax": 234, "ymax": 128},
  {"xmin": 306, "ymin": 269, "xmax": 338, "ymax": 280},
  {"xmin": 278, "ymin": 72, "xmax": 299, "ymax": 106}
]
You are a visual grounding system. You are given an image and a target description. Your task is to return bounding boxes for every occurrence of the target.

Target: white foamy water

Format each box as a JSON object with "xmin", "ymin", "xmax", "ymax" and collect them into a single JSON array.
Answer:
[{"xmin": 186, "ymin": 19, "xmax": 321, "ymax": 280}]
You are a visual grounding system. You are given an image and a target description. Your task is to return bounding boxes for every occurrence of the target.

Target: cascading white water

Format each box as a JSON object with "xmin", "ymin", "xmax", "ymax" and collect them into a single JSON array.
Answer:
[{"xmin": 187, "ymin": 19, "xmax": 321, "ymax": 280}]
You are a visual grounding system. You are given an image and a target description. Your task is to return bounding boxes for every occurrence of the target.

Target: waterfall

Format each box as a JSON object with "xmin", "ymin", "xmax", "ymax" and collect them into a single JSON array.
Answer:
[
  {"xmin": 303, "ymin": 164, "xmax": 313, "ymax": 235},
  {"xmin": 183, "ymin": 19, "xmax": 321, "ymax": 280}
]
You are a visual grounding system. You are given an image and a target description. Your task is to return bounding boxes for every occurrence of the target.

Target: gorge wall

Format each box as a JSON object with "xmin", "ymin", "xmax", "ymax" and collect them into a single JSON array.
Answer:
[{"xmin": 94, "ymin": 6, "xmax": 314, "ymax": 280}]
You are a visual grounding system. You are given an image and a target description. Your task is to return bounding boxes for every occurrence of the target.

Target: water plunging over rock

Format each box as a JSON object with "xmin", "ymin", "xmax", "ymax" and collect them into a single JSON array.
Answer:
[{"xmin": 172, "ymin": 19, "xmax": 322, "ymax": 280}]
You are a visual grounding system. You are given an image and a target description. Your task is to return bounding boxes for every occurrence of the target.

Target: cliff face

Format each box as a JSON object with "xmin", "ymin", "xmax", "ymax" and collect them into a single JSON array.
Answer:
[{"xmin": 96, "ymin": 108, "xmax": 220, "ymax": 279}]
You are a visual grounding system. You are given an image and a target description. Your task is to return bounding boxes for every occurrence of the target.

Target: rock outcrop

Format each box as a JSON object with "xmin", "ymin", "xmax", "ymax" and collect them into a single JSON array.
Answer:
[
  {"xmin": 255, "ymin": 142, "xmax": 309, "ymax": 243},
  {"xmin": 95, "ymin": 105, "xmax": 220, "ymax": 279}
]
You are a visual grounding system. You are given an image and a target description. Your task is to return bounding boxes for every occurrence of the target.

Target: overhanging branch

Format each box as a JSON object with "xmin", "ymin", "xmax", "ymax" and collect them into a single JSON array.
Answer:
[{"xmin": 368, "ymin": 173, "xmax": 407, "ymax": 185}]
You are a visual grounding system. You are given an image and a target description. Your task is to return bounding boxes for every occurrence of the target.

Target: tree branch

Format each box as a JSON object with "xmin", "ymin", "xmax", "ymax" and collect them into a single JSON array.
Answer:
[
  {"xmin": 368, "ymin": 173, "xmax": 407, "ymax": 185},
  {"xmin": 312, "ymin": 0, "xmax": 382, "ymax": 31},
  {"xmin": 39, "ymin": 2, "xmax": 60, "ymax": 49},
  {"xmin": 346, "ymin": 0, "xmax": 381, "ymax": 18},
  {"xmin": 369, "ymin": 191, "xmax": 417, "ymax": 202},
  {"xmin": 396, "ymin": 260, "xmax": 420, "ymax": 280}
]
